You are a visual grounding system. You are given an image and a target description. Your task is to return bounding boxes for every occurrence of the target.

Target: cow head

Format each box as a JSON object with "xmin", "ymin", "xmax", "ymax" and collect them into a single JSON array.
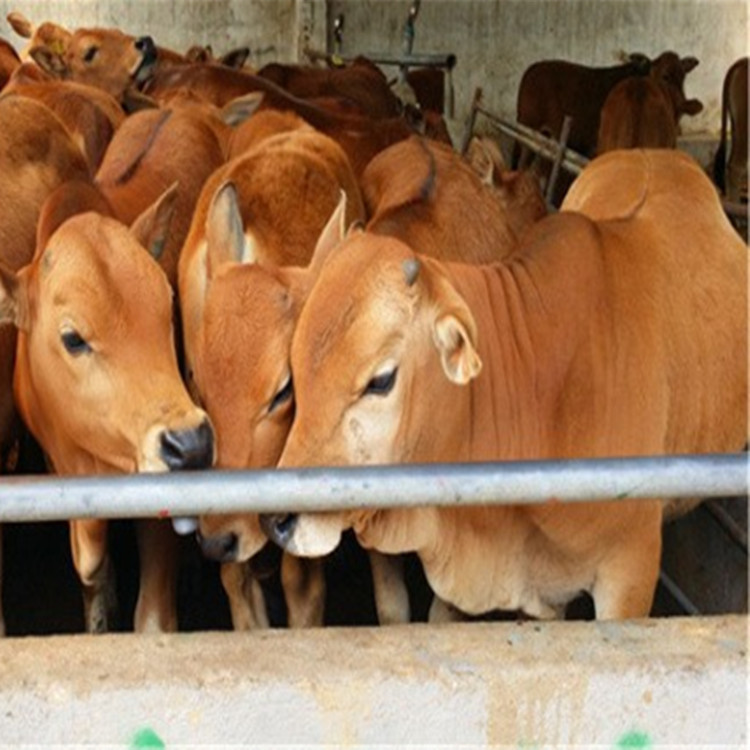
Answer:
[
  {"xmin": 192, "ymin": 190, "xmax": 352, "ymax": 563},
  {"xmin": 29, "ymin": 25, "xmax": 158, "ymax": 100},
  {"xmin": 0, "ymin": 185, "xmax": 215, "ymax": 476},
  {"xmin": 650, "ymin": 51, "xmax": 704, "ymax": 120},
  {"xmin": 261, "ymin": 232, "xmax": 482, "ymax": 558}
]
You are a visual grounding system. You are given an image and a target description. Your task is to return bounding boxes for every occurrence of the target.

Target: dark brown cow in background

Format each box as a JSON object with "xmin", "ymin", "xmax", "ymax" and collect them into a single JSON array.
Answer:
[
  {"xmin": 713, "ymin": 57, "xmax": 748, "ymax": 203},
  {"xmin": 257, "ymin": 57, "xmax": 403, "ymax": 119},
  {"xmin": 596, "ymin": 53, "xmax": 703, "ymax": 153},
  {"xmin": 515, "ymin": 52, "xmax": 652, "ymax": 159},
  {"xmin": 515, "ymin": 51, "xmax": 700, "ymax": 160}
]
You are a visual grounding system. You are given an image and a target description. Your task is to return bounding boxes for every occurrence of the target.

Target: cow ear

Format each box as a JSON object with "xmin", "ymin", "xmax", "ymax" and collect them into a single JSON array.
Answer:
[
  {"xmin": 308, "ymin": 190, "xmax": 347, "ymax": 276},
  {"xmin": 681, "ymin": 56, "xmax": 699, "ymax": 74},
  {"xmin": 0, "ymin": 264, "xmax": 29, "ymax": 331},
  {"xmin": 130, "ymin": 182, "xmax": 179, "ymax": 261},
  {"xmin": 30, "ymin": 46, "xmax": 66, "ymax": 77},
  {"xmin": 221, "ymin": 92, "xmax": 264, "ymax": 126},
  {"xmin": 429, "ymin": 274, "xmax": 482, "ymax": 385},
  {"xmin": 7, "ymin": 11, "xmax": 33, "ymax": 38},
  {"xmin": 205, "ymin": 181, "xmax": 258, "ymax": 278}
]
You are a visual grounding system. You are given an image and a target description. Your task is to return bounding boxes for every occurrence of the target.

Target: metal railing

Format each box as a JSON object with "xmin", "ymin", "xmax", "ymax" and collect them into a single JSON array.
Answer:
[{"xmin": 0, "ymin": 453, "xmax": 745, "ymax": 523}]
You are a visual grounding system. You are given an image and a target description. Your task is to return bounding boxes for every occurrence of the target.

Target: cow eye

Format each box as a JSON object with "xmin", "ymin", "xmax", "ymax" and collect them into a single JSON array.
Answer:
[
  {"xmin": 61, "ymin": 329, "xmax": 91, "ymax": 356},
  {"xmin": 363, "ymin": 367, "xmax": 397, "ymax": 397},
  {"xmin": 82, "ymin": 46, "xmax": 99, "ymax": 63},
  {"xmin": 268, "ymin": 375, "xmax": 293, "ymax": 413}
]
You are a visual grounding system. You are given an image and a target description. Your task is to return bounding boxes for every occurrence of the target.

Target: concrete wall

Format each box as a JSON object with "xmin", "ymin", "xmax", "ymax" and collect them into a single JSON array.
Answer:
[
  {"xmin": 327, "ymin": 0, "xmax": 747, "ymax": 136},
  {"xmin": 0, "ymin": 0, "xmax": 313, "ymax": 70},
  {"xmin": 1, "ymin": 1, "xmax": 745, "ymax": 135},
  {"xmin": 0, "ymin": 616, "xmax": 746, "ymax": 746}
]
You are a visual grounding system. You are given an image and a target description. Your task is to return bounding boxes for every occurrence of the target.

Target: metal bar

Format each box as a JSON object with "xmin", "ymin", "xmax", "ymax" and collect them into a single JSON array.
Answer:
[
  {"xmin": 476, "ymin": 106, "xmax": 589, "ymax": 176},
  {"xmin": 459, "ymin": 86, "xmax": 483, "ymax": 155},
  {"xmin": 704, "ymin": 499, "xmax": 748, "ymax": 553},
  {"xmin": 303, "ymin": 47, "xmax": 456, "ymax": 71},
  {"xmin": 0, "ymin": 454, "xmax": 745, "ymax": 523},
  {"xmin": 658, "ymin": 569, "xmax": 701, "ymax": 616},
  {"xmin": 545, "ymin": 114, "xmax": 573, "ymax": 203}
]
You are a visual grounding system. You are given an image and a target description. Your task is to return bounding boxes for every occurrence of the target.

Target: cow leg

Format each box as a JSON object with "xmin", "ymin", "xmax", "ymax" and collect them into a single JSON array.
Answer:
[
  {"xmin": 220, "ymin": 561, "xmax": 269, "ymax": 630},
  {"xmin": 428, "ymin": 595, "xmax": 466, "ymax": 623},
  {"xmin": 368, "ymin": 551, "xmax": 410, "ymax": 624},
  {"xmin": 591, "ymin": 507, "xmax": 662, "ymax": 620},
  {"xmin": 281, "ymin": 554, "xmax": 325, "ymax": 628},
  {"xmin": 70, "ymin": 519, "xmax": 117, "ymax": 633},
  {"xmin": 134, "ymin": 519, "xmax": 178, "ymax": 633}
]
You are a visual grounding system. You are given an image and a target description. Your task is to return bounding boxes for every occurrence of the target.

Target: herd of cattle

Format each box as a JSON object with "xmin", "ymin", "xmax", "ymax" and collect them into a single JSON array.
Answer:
[{"xmin": 0, "ymin": 11, "xmax": 746, "ymax": 636}]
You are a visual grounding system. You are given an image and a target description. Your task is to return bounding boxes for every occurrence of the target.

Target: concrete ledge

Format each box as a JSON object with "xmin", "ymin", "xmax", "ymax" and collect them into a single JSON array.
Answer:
[{"xmin": 0, "ymin": 616, "xmax": 746, "ymax": 748}]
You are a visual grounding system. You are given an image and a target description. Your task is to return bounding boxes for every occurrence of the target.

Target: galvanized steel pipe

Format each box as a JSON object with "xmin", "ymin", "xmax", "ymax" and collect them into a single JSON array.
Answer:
[{"xmin": 0, "ymin": 454, "xmax": 745, "ymax": 523}]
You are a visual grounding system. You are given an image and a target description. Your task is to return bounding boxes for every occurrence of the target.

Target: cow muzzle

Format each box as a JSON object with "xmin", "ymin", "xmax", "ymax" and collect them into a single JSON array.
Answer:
[
  {"xmin": 260, "ymin": 513, "xmax": 298, "ymax": 550},
  {"xmin": 159, "ymin": 419, "xmax": 215, "ymax": 471},
  {"xmin": 198, "ymin": 530, "xmax": 239, "ymax": 563},
  {"xmin": 133, "ymin": 35, "xmax": 158, "ymax": 83}
]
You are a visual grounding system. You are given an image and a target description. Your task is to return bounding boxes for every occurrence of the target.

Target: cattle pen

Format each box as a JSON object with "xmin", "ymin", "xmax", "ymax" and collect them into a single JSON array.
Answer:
[{"xmin": 0, "ymin": 0, "xmax": 748, "ymax": 747}]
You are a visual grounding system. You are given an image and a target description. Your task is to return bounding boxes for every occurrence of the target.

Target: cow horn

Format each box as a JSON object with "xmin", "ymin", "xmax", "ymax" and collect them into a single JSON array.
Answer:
[{"xmin": 403, "ymin": 257, "xmax": 420, "ymax": 286}]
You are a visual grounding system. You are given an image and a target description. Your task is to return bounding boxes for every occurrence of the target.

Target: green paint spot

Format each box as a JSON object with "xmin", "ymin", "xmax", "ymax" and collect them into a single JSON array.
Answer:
[
  {"xmin": 616, "ymin": 730, "xmax": 652, "ymax": 749},
  {"xmin": 131, "ymin": 727, "xmax": 166, "ymax": 749}
]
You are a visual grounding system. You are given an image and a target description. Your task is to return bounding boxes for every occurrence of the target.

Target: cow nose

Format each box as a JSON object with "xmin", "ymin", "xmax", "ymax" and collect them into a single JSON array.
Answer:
[
  {"xmin": 135, "ymin": 36, "xmax": 156, "ymax": 55},
  {"xmin": 160, "ymin": 419, "xmax": 214, "ymax": 471},
  {"xmin": 260, "ymin": 513, "xmax": 298, "ymax": 549},
  {"xmin": 198, "ymin": 531, "xmax": 239, "ymax": 562}
]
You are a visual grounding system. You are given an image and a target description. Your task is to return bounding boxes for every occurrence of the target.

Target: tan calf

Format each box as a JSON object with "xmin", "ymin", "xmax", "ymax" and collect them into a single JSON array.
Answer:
[
  {"xmin": 192, "ymin": 134, "xmax": 548, "ymax": 623},
  {"xmin": 0, "ymin": 183, "xmax": 215, "ymax": 633},
  {"xmin": 96, "ymin": 105, "xmax": 231, "ymax": 288},
  {"xmin": 179, "ymin": 129, "xmax": 365, "ymax": 628},
  {"xmin": 363, "ymin": 136, "xmax": 546, "ymax": 261},
  {"xmin": 0, "ymin": 93, "xmax": 90, "ymax": 478},
  {"xmin": 21, "ymin": 21, "xmax": 159, "ymax": 102},
  {"xmin": 262, "ymin": 149, "xmax": 747, "ymax": 621},
  {"xmin": 3, "ymin": 73, "xmax": 125, "ymax": 172}
]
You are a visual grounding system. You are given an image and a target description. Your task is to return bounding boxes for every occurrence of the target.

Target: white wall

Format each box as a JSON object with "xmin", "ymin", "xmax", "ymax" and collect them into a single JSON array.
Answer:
[
  {"xmin": 327, "ymin": 0, "xmax": 747, "ymax": 136},
  {"xmin": 0, "ymin": 0, "xmax": 305, "ymax": 70},
  {"xmin": 1, "ymin": 0, "xmax": 746, "ymax": 133}
]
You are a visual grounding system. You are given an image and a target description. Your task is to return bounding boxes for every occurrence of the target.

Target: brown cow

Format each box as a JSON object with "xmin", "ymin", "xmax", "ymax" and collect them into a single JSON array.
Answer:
[
  {"xmin": 0, "ymin": 182, "xmax": 215, "ymax": 633},
  {"xmin": 2, "ymin": 73, "xmax": 125, "ymax": 172},
  {"xmin": 96, "ymin": 105, "xmax": 230, "ymax": 288},
  {"xmin": 516, "ymin": 51, "xmax": 700, "ymax": 160},
  {"xmin": 18, "ymin": 21, "xmax": 160, "ymax": 102},
  {"xmin": 258, "ymin": 57, "xmax": 403, "ymax": 119},
  {"xmin": 597, "ymin": 77, "xmax": 677, "ymax": 152},
  {"xmin": 0, "ymin": 95, "xmax": 90, "ymax": 466},
  {"xmin": 597, "ymin": 52, "xmax": 703, "ymax": 153},
  {"xmin": 179, "ymin": 130, "xmax": 366, "ymax": 628},
  {"xmin": 193, "ymin": 136, "xmax": 547, "ymax": 623},
  {"xmin": 363, "ymin": 135, "xmax": 546, "ymax": 259},
  {"xmin": 141, "ymin": 64, "xmax": 444, "ymax": 176},
  {"xmin": 714, "ymin": 57, "xmax": 748, "ymax": 203},
  {"xmin": 260, "ymin": 150, "xmax": 747, "ymax": 622}
]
